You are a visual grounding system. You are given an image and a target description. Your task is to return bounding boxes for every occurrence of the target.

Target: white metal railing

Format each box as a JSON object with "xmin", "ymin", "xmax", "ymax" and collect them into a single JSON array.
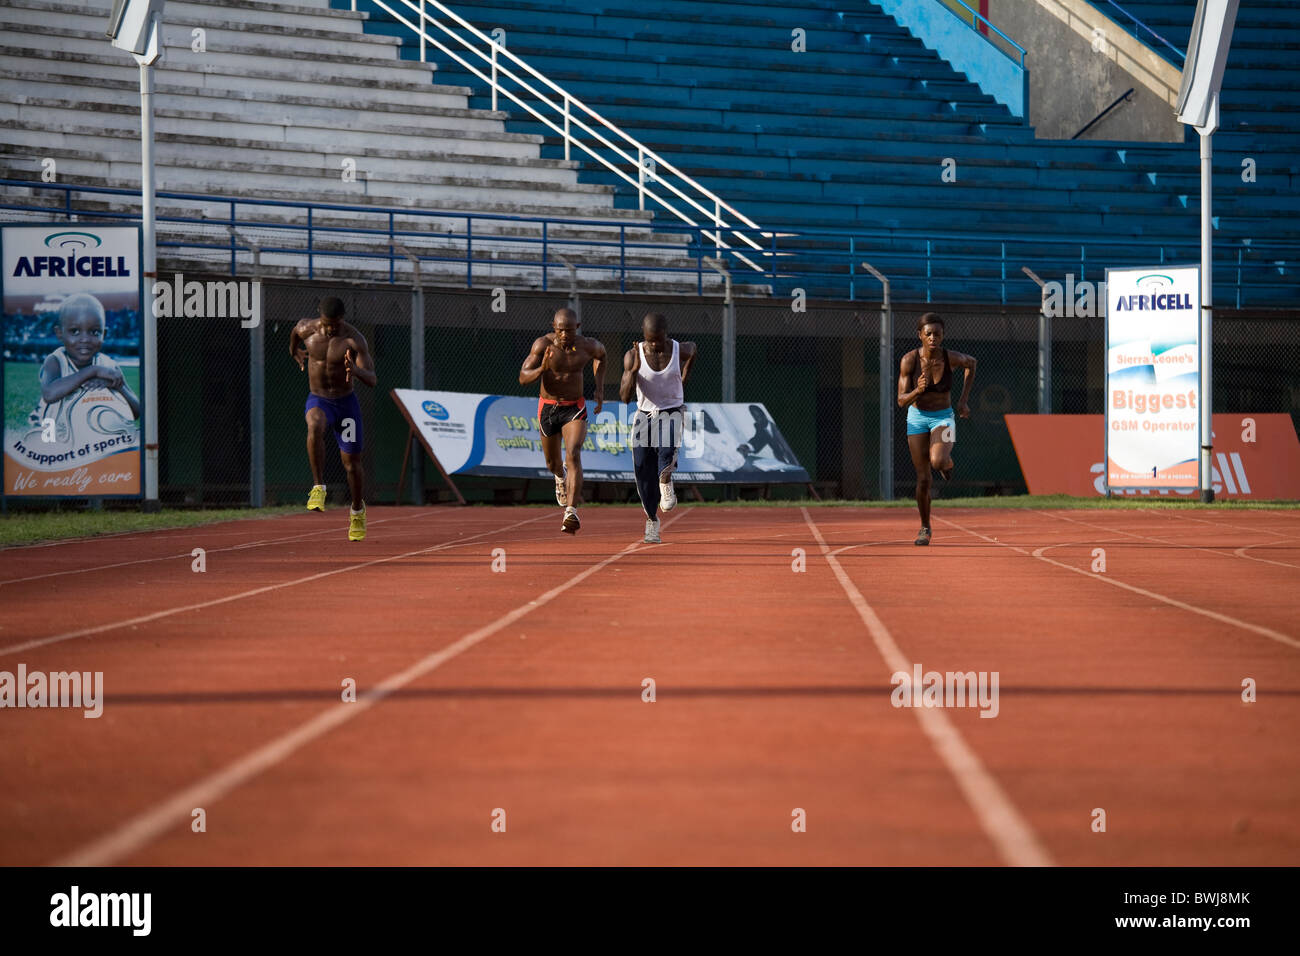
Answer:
[{"xmin": 351, "ymin": 0, "xmax": 766, "ymax": 272}]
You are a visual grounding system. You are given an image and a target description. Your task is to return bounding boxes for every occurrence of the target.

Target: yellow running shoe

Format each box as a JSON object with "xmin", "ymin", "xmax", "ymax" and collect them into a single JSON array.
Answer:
[
  {"xmin": 348, "ymin": 508, "xmax": 366, "ymax": 542},
  {"xmin": 306, "ymin": 485, "xmax": 327, "ymax": 511}
]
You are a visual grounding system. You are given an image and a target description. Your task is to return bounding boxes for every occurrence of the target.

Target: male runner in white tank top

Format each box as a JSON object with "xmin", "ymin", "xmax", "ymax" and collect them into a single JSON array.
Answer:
[{"xmin": 619, "ymin": 313, "xmax": 697, "ymax": 543}]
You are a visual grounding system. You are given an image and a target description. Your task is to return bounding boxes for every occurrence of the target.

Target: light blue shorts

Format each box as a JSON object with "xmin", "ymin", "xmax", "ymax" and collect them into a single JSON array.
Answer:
[{"xmin": 907, "ymin": 405, "xmax": 956, "ymax": 439}]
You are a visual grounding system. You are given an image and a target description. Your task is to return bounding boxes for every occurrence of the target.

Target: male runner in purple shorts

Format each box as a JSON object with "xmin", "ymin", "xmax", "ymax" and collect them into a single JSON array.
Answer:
[{"xmin": 289, "ymin": 297, "xmax": 377, "ymax": 541}]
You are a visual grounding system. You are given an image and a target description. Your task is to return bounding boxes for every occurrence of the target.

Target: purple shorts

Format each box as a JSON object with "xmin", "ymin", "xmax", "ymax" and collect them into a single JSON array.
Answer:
[{"xmin": 305, "ymin": 391, "xmax": 363, "ymax": 454}]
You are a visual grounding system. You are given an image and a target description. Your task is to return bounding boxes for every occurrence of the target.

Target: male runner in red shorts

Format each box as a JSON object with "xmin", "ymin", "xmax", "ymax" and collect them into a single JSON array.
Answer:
[
  {"xmin": 290, "ymin": 297, "xmax": 377, "ymax": 541},
  {"xmin": 518, "ymin": 307, "xmax": 606, "ymax": 533}
]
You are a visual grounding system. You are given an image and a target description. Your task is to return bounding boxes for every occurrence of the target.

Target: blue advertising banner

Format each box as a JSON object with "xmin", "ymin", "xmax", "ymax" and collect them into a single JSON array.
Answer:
[{"xmin": 392, "ymin": 390, "xmax": 809, "ymax": 483}]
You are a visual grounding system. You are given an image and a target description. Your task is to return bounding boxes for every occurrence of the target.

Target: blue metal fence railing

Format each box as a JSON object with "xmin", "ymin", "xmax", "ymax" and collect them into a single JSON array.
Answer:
[
  {"xmin": 940, "ymin": 0, "xmax": 1027, "ymax": 68},
  {"xmin": 1099, "ymin": 0, "xmax": 1187, "ymax": 61},
  {"xmin": 2, "ymin": 178, "xmax": 1294, "ymax": 306}
]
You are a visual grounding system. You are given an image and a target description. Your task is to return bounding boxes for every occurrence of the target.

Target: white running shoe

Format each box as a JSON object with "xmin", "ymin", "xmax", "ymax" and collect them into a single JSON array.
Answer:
[
  {"xmin": 644, "ymin": 518, "xmax": 661, "ymax": 543},
  {"xmin": 561, "ymin": 506, "xmax": 580, "ymax": 534},
  {"xmin": 554, "ymin": 467, "xmax": 568, "ymax": 507},
  {"xmin": 659, "ymin": 477, "xmax": 677, "ymax": 512}
]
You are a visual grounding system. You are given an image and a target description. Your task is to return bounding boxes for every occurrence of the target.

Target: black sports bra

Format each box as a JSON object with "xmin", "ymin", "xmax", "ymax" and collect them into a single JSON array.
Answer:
[{"xmin": 913, "ymin": 348, "xmax": 952, "ymax": 394}]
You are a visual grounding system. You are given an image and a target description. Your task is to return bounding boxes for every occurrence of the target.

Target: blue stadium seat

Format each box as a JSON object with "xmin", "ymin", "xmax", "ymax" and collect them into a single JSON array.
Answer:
[{"xmin": 336, "ymin": 0, "xmax": 1299, "ymax": 304}]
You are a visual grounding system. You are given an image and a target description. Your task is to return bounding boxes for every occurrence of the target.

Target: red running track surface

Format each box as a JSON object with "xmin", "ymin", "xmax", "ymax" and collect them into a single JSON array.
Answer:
[{"xmin": 1, "ymin": 504, "xmax": 1297, "ymax": 866}]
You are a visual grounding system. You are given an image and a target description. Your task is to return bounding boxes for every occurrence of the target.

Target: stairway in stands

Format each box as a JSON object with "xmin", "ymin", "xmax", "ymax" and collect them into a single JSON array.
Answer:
[
  {"xmin": 342, "ymin": 0, "xmax": 1299, "ymax": 304},
  {"xmin": 0, "ymin": 0, "xmax": 722, "ymax": 292}
]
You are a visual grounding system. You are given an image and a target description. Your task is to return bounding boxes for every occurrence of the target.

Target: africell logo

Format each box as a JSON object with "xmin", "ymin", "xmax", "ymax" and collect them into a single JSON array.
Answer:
[
  {"xmin": 1112, "ymin": 273, "xmax": 1194, "ymax": 313},
  {"xmin": 10, "ymin": 231, "xmax": 132, "ymax": 279}
]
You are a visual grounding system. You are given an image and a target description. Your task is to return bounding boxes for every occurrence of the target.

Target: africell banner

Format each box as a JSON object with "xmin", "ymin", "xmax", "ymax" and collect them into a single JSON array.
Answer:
[
  {"xmin": 1105, "ymin": 265, "xmax": 1201, "ymax": 489},
  {"xmin": 2, "ymin": 224, "xmax": 144, "ymax": 498},
  {"xmin": 1006, "ymin": 414, "xmax": 1300, "ymax": 499},
  {"xmin": 391, "ymin": 389, "xmax": 809, "ymax": 483}
]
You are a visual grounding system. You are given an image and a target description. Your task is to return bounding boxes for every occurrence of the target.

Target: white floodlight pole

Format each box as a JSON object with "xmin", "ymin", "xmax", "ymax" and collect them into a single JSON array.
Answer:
[
  {"xmin": 1196, "ymin": 97, "xmax": 1217, "ymax": 502},
  {"xmin": 109, "ymin": 0, "xmax": 166, "ymax": 508},
  {"xmin": 138, "ymin": 26, "xmax": 161, "ymax": 507},
  {"xmin": 1176, "ymin": 0, "xmax": 1238, "ymax": 503}
]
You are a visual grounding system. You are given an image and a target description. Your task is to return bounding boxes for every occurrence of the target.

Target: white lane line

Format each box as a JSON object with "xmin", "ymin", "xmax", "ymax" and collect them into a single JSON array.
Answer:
[
  {"xmin": 1032, "ymin": 508, "xmax": 1300, "ymax": 572},
  {"xmin": 1231, "ymin": 545, "xmax": 1300, "ymax": 571},
  {"xmin": 828, "ymin": 540, "xmax": 908, "ymax": 556},
  {"xmin": 51, "ymin": 508, "xmax": 692, "ymax": 867},
  {"xmin": 1140, "ymin": 508, "xmax": 1300, "ymax": 540},
  {"xmin": 801, "ymin": 507, "xmax": 1054, "ymax": 868},
  {"xmin": 936, "ymin": 515, "xmax": 1300, "ymax": 651},
  {"xmin": 0, "ymin": 512, "xmax": 553, "ymax": 658},
  {"xmin": 0, "ymin": 510, "xmax": 445, "ymax": 588}
]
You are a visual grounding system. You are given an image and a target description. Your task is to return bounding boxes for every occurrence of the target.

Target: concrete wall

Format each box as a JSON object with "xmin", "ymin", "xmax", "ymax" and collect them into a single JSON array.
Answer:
[{"xmin": 988, "ymin": 0, "xmax": 1184, "ymax": 141}]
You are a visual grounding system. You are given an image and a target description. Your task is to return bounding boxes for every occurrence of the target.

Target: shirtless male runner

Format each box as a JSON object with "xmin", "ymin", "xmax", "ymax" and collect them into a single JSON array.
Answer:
[
  {"xmin": 518, "ymin": 307, "xmax": 606, "ymax": 534},
  {"xmin": 289, "ymin": 297, "xmax": 377, "ymax": 541}
]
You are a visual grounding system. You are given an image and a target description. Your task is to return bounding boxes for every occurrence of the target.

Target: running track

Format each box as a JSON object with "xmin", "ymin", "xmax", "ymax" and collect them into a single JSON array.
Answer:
[{"xmin": 1, "ymin": 505, "xmax": 1297, "ymax": 866}]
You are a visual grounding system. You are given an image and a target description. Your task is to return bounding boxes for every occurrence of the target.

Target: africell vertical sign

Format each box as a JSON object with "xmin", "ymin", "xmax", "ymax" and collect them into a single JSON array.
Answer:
[
  {"xmin": 2, "ymin": 224, "xmax": 144, "ymax": 498},
  {"xmin": 1104, "ymin": 265, "xmax": 1201, "ymax": 491}
]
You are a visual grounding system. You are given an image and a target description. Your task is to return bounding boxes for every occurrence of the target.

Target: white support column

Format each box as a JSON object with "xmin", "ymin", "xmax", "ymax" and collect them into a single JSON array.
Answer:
[
  {"xmin": 1198, "ymin": 94, "xmax": 1218, "ymax": 502},
  {"xmin": 134, "ymin": 17, "xmax": 162, "ymax": 510}
]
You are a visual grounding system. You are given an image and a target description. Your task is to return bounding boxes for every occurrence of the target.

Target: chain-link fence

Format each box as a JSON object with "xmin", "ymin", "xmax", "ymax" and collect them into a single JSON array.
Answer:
[{"xmin": 151, "ymin": 273, "xmax": 1300, "ymax": 505}]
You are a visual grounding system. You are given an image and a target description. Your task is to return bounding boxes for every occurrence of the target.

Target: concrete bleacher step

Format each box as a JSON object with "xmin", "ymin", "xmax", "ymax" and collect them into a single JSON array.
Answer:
[
  {"xmin": 1, "ymin": 4, "xmax": 404, "ymax": 61},
  {"xmin": 0, "ymin": 97, "xmax": 545, "ymax": 160},
  {"xmin": 0, "ymin": 67, "xmax": 509, "ymax": 130},
  {"xmin": 0, "ymin": 0, "xmax": 722, "ymax": 294},
  {"xmin": 1, "ymin": 118, "xmax": 587, "ymax": 188},
  {"xmin": 0, "ymin": 21, "xmax": 437, "ymax": 84},
  {"xmin": 16, "ymin": 0, "xmax": 372, "ymax": 33},
  {"xmin": 0, "ymin": 41, "xmax": 454, "ymax": 106},
  {"xmin": 0, "ymin": 148, "xmax": 618, "ymax": 216}
]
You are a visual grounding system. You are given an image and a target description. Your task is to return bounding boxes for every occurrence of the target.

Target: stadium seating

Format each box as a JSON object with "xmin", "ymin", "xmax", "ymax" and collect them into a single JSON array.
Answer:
[
  {"xmin": 2, "ymin": 0, "xmax": 1294, "ymax": 303},
  {"xmin": 340, "ymin": 0, "xmax": 1298, "ymax": 304},
  {"xmin": 0, "ymin": 0, "xmax": 736, "ymax": 293}
]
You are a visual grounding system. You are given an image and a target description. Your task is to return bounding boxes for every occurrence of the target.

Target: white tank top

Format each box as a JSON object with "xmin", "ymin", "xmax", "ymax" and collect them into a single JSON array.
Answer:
[{"xmin": 636, "ymin": 340, "xmax": 684, "ymax": 412}]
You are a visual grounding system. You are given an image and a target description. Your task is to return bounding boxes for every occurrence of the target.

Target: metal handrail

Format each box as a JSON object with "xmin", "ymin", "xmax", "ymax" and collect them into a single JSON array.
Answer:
[
  {"xmin": 4, "ymin": 178, "xmax": 1293, "ymax": 305},
  {"xmin": 1098, "ymin": 0, "xmax": 1186, "ymax": 60},
  {"xmin": 1072, "ymin": 87, "xmax": 1135, "ymax": 139},
  {"xmin": 939, "ymin": 0, "xmax": 1027, "ymax": 68},
  {"xmin": 354, "ymin": 0, "xmax": 766, "ymax": 273}
]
